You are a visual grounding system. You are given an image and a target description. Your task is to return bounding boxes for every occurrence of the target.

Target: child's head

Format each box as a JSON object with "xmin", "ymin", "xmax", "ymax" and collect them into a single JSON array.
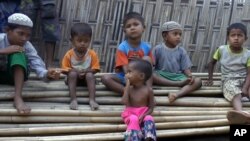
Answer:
[
  {"xmin": 6, "ymin": 13, "xmax": 33, "ymax": 46},
  {"xmin": 161, "ymin": 21, "xmax": 182, "ymax": 48},
  {"xmin": 227, "ymin": 23, "xmax": 248, "ymax": 48},
  {"xmin": 126, "ymin": 59, "xmax": 152, "ymax": 84},
  {"xmin": 70, "ymin": 23, "xmax": 92, "ymax": 53},
  {"xmin": 122, "ymin": 12, "xmax": 145, "ymax": 40}
]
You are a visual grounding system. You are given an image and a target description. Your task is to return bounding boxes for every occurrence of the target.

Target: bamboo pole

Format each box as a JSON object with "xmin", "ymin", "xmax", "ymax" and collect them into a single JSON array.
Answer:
[
  {"xmin": 0, "ymin": 126, "xmax": 228, "ymax": 140},
  {"xmin": 0, "ymin": 119, "xmax": 228, "ymax": 136},
  {"xmin": 0, "ymin": 109, "xmax": 231, "ymax": 116},
  {"xmin": 0, "ymin": 115, "xmax": 226, "ymax": 124}
]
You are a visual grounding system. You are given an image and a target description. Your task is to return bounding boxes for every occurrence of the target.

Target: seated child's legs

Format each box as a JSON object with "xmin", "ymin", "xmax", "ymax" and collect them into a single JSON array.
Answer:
[
  {"xmin": 223, "ymin": 79, "xmax": 244, "ymax": 111},
  {"xmin": 8, "ymin": 53, "xmax": 30, "ymax": 114},
  {"xmin": 101, "ymin": 73, "xmax": 125, "ymax": 94},
  {"xmin": 67, "ymin": 70, "xmax": 78, "ymax": 110},
  {"xmin": 125, "ymin": 114, "xmax": 140, "ymax": 131},
  {"xmin": 142, "ymin": 115, "xmax": 157, "ymax": 141},
  {"xmin": 153, "ymin": 71, "xmax": 190, "ymax": 87},
  {"xmin": 168, "ymin": 77, "xmax": 202, "ymax": 103},
  {"xmin": 124, "ymin": 130, "xmax": 143, "ymax": 141},
  {"xmin": 85, "ymin": 72, "xmax": 99, "ymax": 110},
  {"xmin": 232, "ymin": 94, "xmax": 242, "ymax": 111},
  {"xmin": 248, "ymin": 87, "xmax": 250, "ymax": 99}
]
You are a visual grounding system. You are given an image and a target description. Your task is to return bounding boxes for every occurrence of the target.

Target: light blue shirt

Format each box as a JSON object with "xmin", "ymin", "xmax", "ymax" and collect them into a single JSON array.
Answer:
[
  {"xmin": 0, "ymin": 33, "xmax": 48, "ymax": 79},
  {"xmin": 153, "ymin": 43, "xmax": 192, "ymax": 74}
]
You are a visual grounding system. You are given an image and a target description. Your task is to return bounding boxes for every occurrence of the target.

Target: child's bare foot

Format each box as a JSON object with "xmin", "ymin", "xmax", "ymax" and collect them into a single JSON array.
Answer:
[
  {"xmin": 70, "ymin": 99, "xmax": 78, "ymax": 110},
  {"xmin": 89, "ymin": 100, "xmax": 99, "ymax": 111},
  {"xmin": 178, "ymin": 78, "xmax": 191, "ymax": 87},
  {"xmin": 227, "ymin": 110, "xmax": 250, "ymax": 124},
  {"xmin": 14, "ymin": 96, "xmax": 31, "ymax": 114},
  {"xmin": 168, "ymin": 93, "xmax": 177, "ymax": 103}
]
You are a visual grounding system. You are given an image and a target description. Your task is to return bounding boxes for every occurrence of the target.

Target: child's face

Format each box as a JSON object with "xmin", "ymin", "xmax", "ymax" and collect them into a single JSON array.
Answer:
[
  {"xmin": 126, "ymin": 62, "xmax": 144, "ymax": 85},
  {"xmin": 71, "ymin": 35, "xmax": 91, "ymax": 53},
  {"xmin": 227, "ymin": 28, "xmax": 246, "ymax": 48},
  {"xmin": 123, "ymin": 18, "xmax": 145, "ymax": 40},
  {"xmin": 7, "ymin": 26, "xmax": 31, "ymax": 46},
  {"xmin": 163, "ymin": 29, "xmax": 182, "ymax": 48}
]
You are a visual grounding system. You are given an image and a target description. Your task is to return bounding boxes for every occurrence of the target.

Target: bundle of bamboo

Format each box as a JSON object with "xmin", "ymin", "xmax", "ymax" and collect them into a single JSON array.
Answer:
[{"xmin": 0, "ymin": 73, "xmax": 249, "ymax": 140}]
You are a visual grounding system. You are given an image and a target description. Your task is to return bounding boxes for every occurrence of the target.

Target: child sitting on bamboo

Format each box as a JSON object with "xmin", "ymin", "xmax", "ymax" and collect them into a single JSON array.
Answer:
[
  {"xmin": 61, "ymin": 23, "xmax": 100, "ymax": 110},
  {"xmin": 0, "ymin": 13, "xmax": 60, "ymax": 114},
  {"xmin": 152, "ymin": 21, "xmax": 202, "ymax": 103},
  {"xmin": 205, "ymin": 23, "xmax": 250, "ymax": 124},
  {"xmin": 121, "ymin": 58, "xmax": 156, "ymax": 141}
]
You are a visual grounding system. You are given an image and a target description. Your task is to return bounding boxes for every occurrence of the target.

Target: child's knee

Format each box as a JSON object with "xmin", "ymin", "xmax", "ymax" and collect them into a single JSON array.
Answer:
[
  {"xmin": 129, "ymin": 115, "xmax": 139, "ymax": 123},
  {"xmin": 85, "ymin": 72, "xmax": 94, "ymax": 81},
  {"xmin": 194, "ymin": 77, "xmax": 202, "ymax": 87},
  {"xmin": 142, "ymin": 56, "xmax": 153, "ymax": 65},
  {"xmin": 101, "ymin": 74, "xmax": 111, "ymax": 84},
  {"xmin": 143, "ymin": 115, "xmax": 154, "ymax": 121},
  {"xmin": 68, "ymin": 70, "xmax": 78, "ymax": 79}
]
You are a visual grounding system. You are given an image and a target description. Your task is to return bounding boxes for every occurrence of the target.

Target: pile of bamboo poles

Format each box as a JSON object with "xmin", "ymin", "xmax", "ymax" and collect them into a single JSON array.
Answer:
[{"xmin": 0, "ymin": 73, "xmax": 249, "ymax": 140}]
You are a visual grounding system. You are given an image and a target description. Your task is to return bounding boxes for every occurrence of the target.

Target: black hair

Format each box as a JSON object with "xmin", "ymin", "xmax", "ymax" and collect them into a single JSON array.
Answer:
[
  {"xmin": 123, "ymin": 12, "xmax": 145, "ymax": 27},
  {"xmin": 71, "ymin": 23, "xmax": 92, "ymax": 38},
  {"xmin": 129, "ymin": 59, "xmax": 152, "ymax": 82},
  {"xmin": 6, "ymin": 23, "xmax": 32, "ymax": 30},
  {"xmin": 227, "ymin": 23, "xmax": 247, "ymax": 38}
]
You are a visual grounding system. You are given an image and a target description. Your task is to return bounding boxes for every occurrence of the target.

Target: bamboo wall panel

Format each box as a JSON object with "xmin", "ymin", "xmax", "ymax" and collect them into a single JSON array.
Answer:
[{"xmin": 33, "ymin": 0, "xmax": 250, "ymax": 72}]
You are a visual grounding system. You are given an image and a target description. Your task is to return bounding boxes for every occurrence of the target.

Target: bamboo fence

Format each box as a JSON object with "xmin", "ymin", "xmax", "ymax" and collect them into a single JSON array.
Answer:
[{"xmin": 30, "ymin": 0, "xmax": 250, "ymax": 72}]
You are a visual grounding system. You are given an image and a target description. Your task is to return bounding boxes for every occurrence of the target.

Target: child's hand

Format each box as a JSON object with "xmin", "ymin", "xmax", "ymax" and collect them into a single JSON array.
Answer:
[
  {"xmin": 47, "ymin": 68, "xmax": 61, "ymax": 80},
  {"xmin": 5, "ymin": 45, "xmax": 24, "ymax": 54},
  {"xmin": 125, "ymin": 73, "xmax": 131, "ymax": 86},
  {"xmin": 188, "ymin": 76, "xmax": 195, "ymax": 85},
  {"xmin": 203, "ymin": 80, "xmax": 213, "ymax": 86},
  {"xmin": 79, "ymin": 73, "xmax": 86, "ymax": 79}
]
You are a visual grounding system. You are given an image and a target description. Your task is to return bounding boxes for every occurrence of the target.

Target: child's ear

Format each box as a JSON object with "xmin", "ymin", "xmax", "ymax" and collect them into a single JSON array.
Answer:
[
  {"xmin": 162, "ymin": 32, "xmax": 167, "ymax": 38},
  {"xmin": 139, "ymin": 73, "xmax": 145, "ymax": 80}
]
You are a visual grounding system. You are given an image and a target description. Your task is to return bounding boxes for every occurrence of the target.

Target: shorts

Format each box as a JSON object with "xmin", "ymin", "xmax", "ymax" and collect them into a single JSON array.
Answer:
[
  {"xmin": 0, "ymin": 53, "xmax": 29, "ymax": 85},
  {"xmin": 115, "ymin": 72, "xmax": 126, "ymax": 85},
  {"xmin": 19, "ymin": 0, "xmax": 60, "ymax": 42},
  {"xmin": 155, "ymin": 70, "xmax": 187, "ymax": 81},
  {"xmin": 222, "ymin": 78, "xmax": 245, "ymax": 101}
]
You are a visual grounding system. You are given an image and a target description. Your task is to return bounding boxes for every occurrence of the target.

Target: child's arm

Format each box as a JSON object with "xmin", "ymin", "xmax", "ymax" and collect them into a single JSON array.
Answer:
[
  {"xmin": 183, "ymin": 69, "xmax": 194, "ymax": 84},
  {"xmin": 0, "ymin": 45, "xmax": 24, "ymax": 54},
  {"xmin": 242, "ymin": 67, "xmax": 250, "ymax": 96},
  {"xmin": 121, "ymin": 78, "xmax": 130, "ymax": 106},
  {"xmin": 204, "ymin": 58, "xmax": 217, "ymax": 86},
  {"xmin": 139, "ymin": 88, "xmax": 154, "ymax": 123}
]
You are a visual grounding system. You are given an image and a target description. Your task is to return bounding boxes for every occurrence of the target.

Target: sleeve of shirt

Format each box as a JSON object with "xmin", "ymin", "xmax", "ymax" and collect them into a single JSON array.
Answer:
[
  {"xmin": 90, "ymin": 50, "xmax": 100, "ymax": 71},
  {"xmin": 213, "ymin": 48, "xmax": 221, "ymax": 61},
  {"xmin": 152, "ymin": 46, "xmax": 158, "ymax": 68},
  {"xmin": 148, "ymin": 49, "xmax": 154, "ymax": 65},
  {"xmin": 115, "ymin": 44, "xmax": 129, "ymax": 68},
  {"xmin": 61, "ymin": 50, "xmax": 72, "ymax": 71},
  {"xmin": 180, "ymin": 48, "xmax": 192, "ymax": 71},
  {"xmin": 247, "ymin": 57, "xmax": 250, "ymax": 67},
  {"xmin": 25, "ymin": 42, "xmax": 47, "ymax": 79}
]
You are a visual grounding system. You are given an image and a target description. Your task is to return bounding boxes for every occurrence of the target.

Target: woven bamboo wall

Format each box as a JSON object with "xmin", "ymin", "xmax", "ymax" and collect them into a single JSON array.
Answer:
[{"xmin": 37, "ymin": 0, "xmax": 250, "ymax": 72}]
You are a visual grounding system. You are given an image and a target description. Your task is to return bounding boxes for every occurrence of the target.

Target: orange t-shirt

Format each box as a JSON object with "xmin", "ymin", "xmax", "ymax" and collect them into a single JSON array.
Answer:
[{"xmin": 61, "ymin": 48, "xmax": 100, "ymax": 72}]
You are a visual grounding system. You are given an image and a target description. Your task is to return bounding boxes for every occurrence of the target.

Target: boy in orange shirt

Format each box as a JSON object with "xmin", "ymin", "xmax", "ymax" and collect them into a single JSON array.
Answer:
[{"xmin": 61, "ymin": 23, "xmax": 100, "ymax": 110}]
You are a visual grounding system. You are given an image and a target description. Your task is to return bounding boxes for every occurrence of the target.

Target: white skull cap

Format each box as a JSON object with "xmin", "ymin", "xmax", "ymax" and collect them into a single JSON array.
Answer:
[{"xmin": 8, "ymin": 13, "xmax": 33, "ymax": 27}]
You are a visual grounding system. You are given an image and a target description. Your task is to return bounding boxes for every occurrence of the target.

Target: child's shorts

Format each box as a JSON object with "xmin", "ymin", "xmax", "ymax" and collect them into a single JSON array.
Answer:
[
  {"xmin": 115, "ymin": 72, "xmax": 126, "ymax": 85},
  {"xmin": 222, "ymin": 78, "xmax": 245, "ymax": 101},
  {"xmin": 154, "ymin": 70, "xmax": 187, "ymax": 81},
  {"xmin": 0, "ymin": 53, "xmax": 28, "ymax": 85}
]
